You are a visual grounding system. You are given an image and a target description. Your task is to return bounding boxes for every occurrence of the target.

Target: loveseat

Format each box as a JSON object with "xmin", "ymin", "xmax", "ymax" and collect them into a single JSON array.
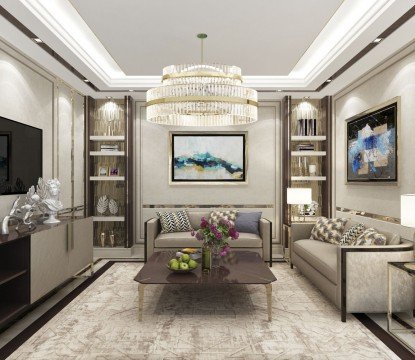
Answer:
[
  {"xmin": 145, "ymin": 210, "xmax": 272, "ymax": 264},
  {"xmin": 290, "ymin": 221, "xmax": 414, "ymax": 321}
]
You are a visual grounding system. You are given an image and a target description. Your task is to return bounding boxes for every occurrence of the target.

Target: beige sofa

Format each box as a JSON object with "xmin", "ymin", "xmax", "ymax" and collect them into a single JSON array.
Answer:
[
  {"xmin": 290, "ymin": 222, "xmax": 414, "ymax": 321},
  {"xmin": 145, "ymin": 211, "xmax": 272, "ymax": 265}
]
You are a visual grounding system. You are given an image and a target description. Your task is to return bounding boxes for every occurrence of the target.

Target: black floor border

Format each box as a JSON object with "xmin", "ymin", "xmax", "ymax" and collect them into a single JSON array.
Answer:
[
  {"xmin": 354, "ymin": 313, "xmax": 415, "ymax": 360},
  {"xmin": 0, "ymin": 261, "xmax": 118, "ymax": 360}
]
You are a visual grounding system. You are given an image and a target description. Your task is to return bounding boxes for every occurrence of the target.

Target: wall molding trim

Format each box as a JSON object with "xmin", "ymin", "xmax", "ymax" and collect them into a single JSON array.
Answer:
[
  {"xmin": 143, "ymin": 204, "xmax": 274, "ymax": 209},
  {"xmin": 336, "ymin": 207, "xmax": 400, "ymax": 224}
]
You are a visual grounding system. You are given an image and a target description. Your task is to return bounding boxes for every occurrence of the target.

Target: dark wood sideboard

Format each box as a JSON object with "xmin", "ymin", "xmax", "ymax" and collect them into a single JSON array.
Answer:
[{"xmin": 0, "ymin": 217, "xmax": 93, "ymax": 330}]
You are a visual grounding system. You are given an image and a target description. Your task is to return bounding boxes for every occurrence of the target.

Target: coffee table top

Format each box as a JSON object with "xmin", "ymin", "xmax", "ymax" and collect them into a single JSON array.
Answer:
[{"xmin": 134, "ymin": 251, "xmax": 277, "ymax": 285}]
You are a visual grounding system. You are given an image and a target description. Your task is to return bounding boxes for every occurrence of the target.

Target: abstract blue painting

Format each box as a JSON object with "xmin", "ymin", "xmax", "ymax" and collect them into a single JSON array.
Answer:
[
  {"xmin": 171, "ymin": 133, "xmax": 246, "ymax": 182},
  {"xmin": 346, "ymin": 102, "xmax": 397, "ymax": 183}
]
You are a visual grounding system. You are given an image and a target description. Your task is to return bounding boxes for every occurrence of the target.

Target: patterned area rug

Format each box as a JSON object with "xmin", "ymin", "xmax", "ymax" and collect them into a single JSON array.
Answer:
[{"xmin": 8, "ymin": 262, "xmax": 398, "ymax": 359}]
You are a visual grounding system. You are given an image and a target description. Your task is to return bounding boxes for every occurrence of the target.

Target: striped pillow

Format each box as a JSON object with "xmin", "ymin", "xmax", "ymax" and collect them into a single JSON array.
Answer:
[
  {"xmin": 156, "ymin": 210, "xmax": 193, "ymax": 233},
  {"xmin": 340, "ymin": 223, "xmax": 366, "ymax": 245}
]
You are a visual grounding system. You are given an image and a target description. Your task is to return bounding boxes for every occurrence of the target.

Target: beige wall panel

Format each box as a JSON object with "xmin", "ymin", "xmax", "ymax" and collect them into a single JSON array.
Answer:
[
  {"xmin": 334, "ymin": 49, "xmax": 415, "ymax": 239},
  {"xmin": 136, "ymin": 102, "xmax": 281, "ymax": 242},
  {"xmin": 0, "ymin": 46, "xmax": 53, "ymax": 217}
]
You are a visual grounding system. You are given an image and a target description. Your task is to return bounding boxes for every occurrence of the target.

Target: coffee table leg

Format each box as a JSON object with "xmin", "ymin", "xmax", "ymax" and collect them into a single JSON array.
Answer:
[
  {"xmin": 138, "ymin": 283, "xmax": 146, "ymax": 321},
  {"xmin": 265, "ymin": 283, "xmax": 272, "ymax": 321}
]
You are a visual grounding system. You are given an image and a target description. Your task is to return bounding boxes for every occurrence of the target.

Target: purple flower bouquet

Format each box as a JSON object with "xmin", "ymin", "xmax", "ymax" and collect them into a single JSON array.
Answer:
[{"xmin": 191, "ymin": 217, "xmax": 239, "ymax": 257}]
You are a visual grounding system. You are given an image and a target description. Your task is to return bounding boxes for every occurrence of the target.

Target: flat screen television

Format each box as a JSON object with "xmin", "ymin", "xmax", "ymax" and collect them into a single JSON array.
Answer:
[{"xmin": 0, "ymin": 116, "xmax": 42, "ymax": 195}]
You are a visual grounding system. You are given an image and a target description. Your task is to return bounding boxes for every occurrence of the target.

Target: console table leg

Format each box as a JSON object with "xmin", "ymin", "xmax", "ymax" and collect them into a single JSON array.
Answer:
[
  {"xmin": 138, "ymin": 283, "xmax": 145, "ymax": 321},
  {"xmin": 265, "ymin": 283, "xmax": 272, "ymax": 321}
]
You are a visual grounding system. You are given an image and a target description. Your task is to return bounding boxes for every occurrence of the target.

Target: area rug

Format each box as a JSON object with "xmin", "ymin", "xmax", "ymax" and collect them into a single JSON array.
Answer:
[{"xmin": 6, "ymin": 262, "xmax": 400, "ymax": 359}]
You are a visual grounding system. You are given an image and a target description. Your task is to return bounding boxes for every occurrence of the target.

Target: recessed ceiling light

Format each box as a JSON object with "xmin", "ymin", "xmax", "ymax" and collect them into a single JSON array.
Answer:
[
  {"xmin": 304, "ymin": 96, "xmax": 310, "ymax": 99},
  {"xmin": 326, "ymin": 79, "xmax": 332, "ymax": 83},
  {"xmin": 83, "ymin": 79, "xmax": 89, "ymax": 82},
  {"xmin": 106, "ymin": 96, "xmax": 111, "ymax": 99},
  {"xmin": 32, "ymin": 38, "xmax": 43, "ymax": 43},
  {"xmin": 277, "ymin": 89, "xmax": 282, "ymax": 92},
  {"xmin": 129, "ymin": 89, "xmax": 134, "ymax": 92},
  {"xmin": 373, "ymin": 37, "xmax": 383, "ymax": 43}
]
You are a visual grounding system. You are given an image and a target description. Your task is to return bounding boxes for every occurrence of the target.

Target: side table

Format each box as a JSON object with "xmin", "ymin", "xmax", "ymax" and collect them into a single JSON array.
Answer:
[{"xmin": 387, "ymin": 261, "xmax": 415, "ymax": 355}]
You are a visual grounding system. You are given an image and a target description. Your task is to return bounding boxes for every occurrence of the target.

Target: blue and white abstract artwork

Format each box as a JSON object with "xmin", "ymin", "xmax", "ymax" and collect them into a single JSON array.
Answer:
[
  {"xmin": 347, "ymin": 103, "xmax": 397, "ymax": 182},
  {"xmin": 171, "ymin": 134, "xmax": 246, "ymax": 182}
]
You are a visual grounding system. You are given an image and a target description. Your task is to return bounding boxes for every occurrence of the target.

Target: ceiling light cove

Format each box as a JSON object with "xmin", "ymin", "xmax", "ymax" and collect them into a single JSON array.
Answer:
[{"xmin": 15, "ymin": 0, "xmax": 409, "ymax": 90}]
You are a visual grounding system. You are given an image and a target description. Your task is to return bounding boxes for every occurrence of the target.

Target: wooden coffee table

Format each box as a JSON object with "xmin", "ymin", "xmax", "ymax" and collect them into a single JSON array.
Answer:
[{"xmin": 134, "ymin": 251, "xmax": 277, "ymax": 321}]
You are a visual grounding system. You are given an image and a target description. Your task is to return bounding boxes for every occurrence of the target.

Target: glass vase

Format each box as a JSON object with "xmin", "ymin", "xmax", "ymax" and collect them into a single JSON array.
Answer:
[{"xmin": 202, "ymin": 243, "xmax": 212, "ymax": 271}]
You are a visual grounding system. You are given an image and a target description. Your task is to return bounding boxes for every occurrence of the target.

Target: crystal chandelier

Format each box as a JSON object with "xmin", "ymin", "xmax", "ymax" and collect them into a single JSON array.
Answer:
[{"xmin": 146, "ymin": 34, "xmax": 258, "ymax": 126}]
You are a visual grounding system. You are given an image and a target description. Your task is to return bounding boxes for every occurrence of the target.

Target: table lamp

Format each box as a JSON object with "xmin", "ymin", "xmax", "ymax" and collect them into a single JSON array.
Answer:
[{"xmin": 287, "ymin": 188, "xmax": 312, "ymax": 222}]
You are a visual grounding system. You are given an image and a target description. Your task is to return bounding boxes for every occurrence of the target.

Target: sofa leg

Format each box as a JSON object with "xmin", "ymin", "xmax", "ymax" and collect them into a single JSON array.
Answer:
[{"xmin": 290, "ymin": 263, "xmax": 293, "ymax": 269}]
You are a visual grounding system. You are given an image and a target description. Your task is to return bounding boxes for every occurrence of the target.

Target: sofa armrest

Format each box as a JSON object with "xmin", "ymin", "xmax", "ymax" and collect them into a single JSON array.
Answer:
[
  {"xmin": 290, "ymin": 223, "xmax": 314, "ymax": 242},
  {"xmin": 145, "ymin": 218, "xmax": 161, "ymax": 261},
  {"xmin": 337, "ymin": 242, "xmax": 414, "ymax": 321},
  {"xmin": 259, "ymin": 218, "xmax": 272, "ymax": 263}
]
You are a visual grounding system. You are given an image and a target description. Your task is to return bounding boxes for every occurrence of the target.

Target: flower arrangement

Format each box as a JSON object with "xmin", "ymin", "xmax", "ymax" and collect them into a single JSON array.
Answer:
[{"xmin": 191, "ymin": 217, "xmax": 239, "ymax": 256}]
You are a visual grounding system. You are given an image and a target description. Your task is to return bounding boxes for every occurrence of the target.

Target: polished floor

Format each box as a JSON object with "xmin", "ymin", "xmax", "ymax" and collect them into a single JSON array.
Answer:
[{"xmin": 1, "ymin": 262, "xmax": 400, "ymax": 359}]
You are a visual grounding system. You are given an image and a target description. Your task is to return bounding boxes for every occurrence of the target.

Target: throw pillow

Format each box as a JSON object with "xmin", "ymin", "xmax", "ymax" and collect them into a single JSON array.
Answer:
[
  {"xmin": 310, "ymin": 217, "xmax": 347, "ymax": 245},
  {"xmin": 235, "ymin": 212, "xmax": 262, "ymax": 235},
  {"xmin": 354, "ymin": 228, "xmax": 387, "ymax": 246},
  {"xmin": 209, "ymin": 210, "xmax": 238, "ymax": 226},
  {"xmin": 340, "ymin": 223, "xmax": 366, "ymax": 245},
  {"xmin": 156, "ymin": 210, "xmax": 193, "ymax": 234}
]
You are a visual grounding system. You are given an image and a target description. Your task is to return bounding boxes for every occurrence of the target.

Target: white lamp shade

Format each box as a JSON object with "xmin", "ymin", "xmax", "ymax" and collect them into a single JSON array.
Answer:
[
  {"xmin": 287, "ymin": 188, "xmax": 312, "ymax": 205},
  {"xmin": 401, "ymin": 194, "xmax": 415, "ymax": 227}
]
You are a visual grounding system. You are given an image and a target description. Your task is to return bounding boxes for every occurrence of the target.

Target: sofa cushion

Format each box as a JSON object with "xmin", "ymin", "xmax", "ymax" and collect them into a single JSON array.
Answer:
[
  {"xmin": 293, "ymin": 240, "xmax": 338, "ymax": 284},
  {"xmin": 340, "ymin": 223, "xmax": 365, "ymax": 245},
  {"xmin": 235, "ymin": 212, "xmax": 262, "ymax": 235},
  {"xmin": 187, "ymin": 211, "xmax": 211, "ymax": 230},
  {"xmin": 155, "ymin": 232, "xmax": 262, "ymax": 248},
  {"xmin": 310, "ymin": 217, "xmax": 347, "ymax": 245},
  {"xmin": 353, "ymin": 228, "xmax": 387, "ymax": 245},
  {"xmin": 209, "ymin": 210, "xmax": 238, "ymax": 226},
  {"xmin": 156, "ymin": 210, "xmax": 193, "ymax": 233}
]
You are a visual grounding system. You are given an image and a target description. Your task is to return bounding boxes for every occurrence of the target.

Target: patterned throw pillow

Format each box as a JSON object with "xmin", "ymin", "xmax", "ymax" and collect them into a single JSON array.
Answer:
[
  {"xmin": 353, "ymin": 228, "xmax": 387, "ymax": 246},
  {"xmin": 209, "ymin": 210, "xmax": 238, "ymax": 226},
  {"xmin": 156, "ymin": 210, "xmax": 193, "ymax": 233},
  {"xmin": 310, "ymin": 217, "xmax": 347, "ymax": 245},
  {"xmin": 340, "ymin": 223, "xmax": 366, "ymax": 245}
]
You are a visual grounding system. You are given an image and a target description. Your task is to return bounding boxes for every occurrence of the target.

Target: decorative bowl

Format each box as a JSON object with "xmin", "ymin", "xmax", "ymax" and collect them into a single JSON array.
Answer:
[{"xmin": 166, "ymin": 265, "xmax": 198, "ymax": 273}]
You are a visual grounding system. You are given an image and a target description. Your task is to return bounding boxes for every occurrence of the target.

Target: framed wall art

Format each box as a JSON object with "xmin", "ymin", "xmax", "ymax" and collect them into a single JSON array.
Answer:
[
  {"xmin": 170, "ymin": 132, "xmax": 247, "ymax": 184},
  {"xmin": 346, "ymin": 98, "xmax": 399, "ymax": 184}
]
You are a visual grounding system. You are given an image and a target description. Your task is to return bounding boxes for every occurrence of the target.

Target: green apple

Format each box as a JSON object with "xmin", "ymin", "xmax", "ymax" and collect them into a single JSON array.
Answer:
[
  {"xmin": 181, "ymin": 253, "xmax": 190, "ymax": 263},
  {"xmin": 170, "ymin": 261, "xmax": 180, "ymax": 270},
  {"xmin": 188, "ymin": 259, "xmax": 198, "ymax": 269},
  {"xmin": 179, "ymin": 262, "xmax": 189, "ymax": 270},
  {"xmin": 169, "ymin": 258, "xmax": 178, "ymax": 267}
]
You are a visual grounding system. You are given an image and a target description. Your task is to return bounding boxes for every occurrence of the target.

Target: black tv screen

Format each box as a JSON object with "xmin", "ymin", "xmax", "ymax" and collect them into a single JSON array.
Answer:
[{"xmin": 0, "ymin": 116, "xmax": 42, "ymax": 195}]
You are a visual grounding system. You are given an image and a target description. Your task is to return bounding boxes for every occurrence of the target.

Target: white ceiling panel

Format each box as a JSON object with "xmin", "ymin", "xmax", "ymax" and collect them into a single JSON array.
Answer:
[{"xmin": 68, "ymin": 0, "xmax": 343, "ymax": 76}]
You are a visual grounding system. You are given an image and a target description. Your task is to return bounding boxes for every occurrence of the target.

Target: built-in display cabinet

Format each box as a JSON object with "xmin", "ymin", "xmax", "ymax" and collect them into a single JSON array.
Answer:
[
  {"xmin": 282, "ymin": 96, "xmax": 332, "ymax": 258},
  {"xmin": 85, "ymin": 96, "xmax": 134, "ymax": 249}
]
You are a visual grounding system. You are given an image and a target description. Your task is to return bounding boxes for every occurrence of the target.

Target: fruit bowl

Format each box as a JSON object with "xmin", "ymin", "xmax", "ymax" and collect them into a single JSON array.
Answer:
[{"xmin": 166, "ymin": 265, "xmax": 197, "ymax": 273}]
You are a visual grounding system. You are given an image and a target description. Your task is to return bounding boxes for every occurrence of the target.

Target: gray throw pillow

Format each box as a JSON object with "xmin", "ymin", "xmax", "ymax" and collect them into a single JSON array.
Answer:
[{"xmin": 235, "ymin": 212, "xmax": 262, "ymax": 235}]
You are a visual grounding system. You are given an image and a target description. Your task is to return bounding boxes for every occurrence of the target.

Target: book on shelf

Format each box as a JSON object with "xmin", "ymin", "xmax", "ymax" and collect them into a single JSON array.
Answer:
[
  {"xmin": 100, "ymin": 144, "xmax": 119, "ymax": 151},
  {"xmin": 296, "ymin": 143, "xmax": 315, "ymax": 151}
]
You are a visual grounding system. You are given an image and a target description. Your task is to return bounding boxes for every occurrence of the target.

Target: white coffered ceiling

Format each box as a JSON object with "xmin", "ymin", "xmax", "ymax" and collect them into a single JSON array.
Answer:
[{"xmin": 0, "ymin": 0, "xmax": 414, "ymax": 96}]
